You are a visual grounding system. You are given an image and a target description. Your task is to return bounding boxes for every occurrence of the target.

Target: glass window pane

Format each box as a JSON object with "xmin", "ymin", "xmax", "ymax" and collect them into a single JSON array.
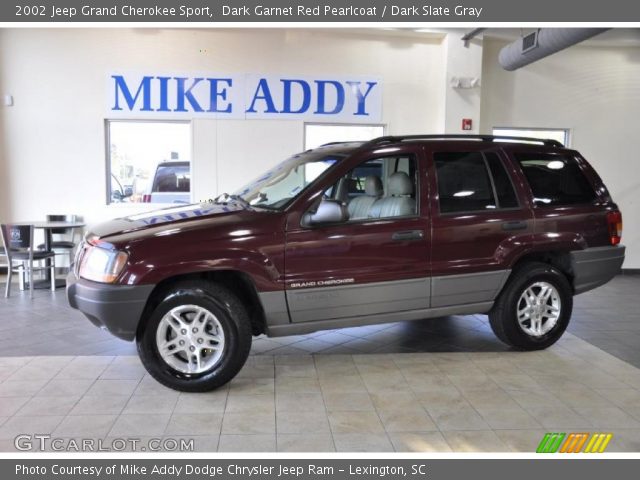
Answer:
[
  {"xmin": 327, "ymin": 156, "xmax": 416, "ymax": 221},
  {"xmin": 435, "ymin": 152, "xmax": 496, "ymax": 213},
  {"xmin": 305, "ymin": 124, "xmax": 384, "ymax": 150},
  {"xmin": 515, "ymin": 153, "xmax": 597, "ymax": 207},
  {"xmin": 107, "ymin": 121, "xmax": 191, "ymax": 205}
]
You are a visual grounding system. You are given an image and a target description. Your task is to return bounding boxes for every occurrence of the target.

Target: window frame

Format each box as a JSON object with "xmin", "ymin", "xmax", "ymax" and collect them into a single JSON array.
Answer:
[
  {"xmin": 104, "ymin": 119, "xmax": 193, "ymax": 206},
  {"xmin": 434, "ymin": 150, "xmax": 522, "ymax": 217}
]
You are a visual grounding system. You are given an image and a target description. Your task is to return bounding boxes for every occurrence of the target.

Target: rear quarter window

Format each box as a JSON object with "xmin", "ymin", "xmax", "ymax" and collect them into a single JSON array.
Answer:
[{"xmin": 515, "ymin": 153, "xmax": 596, "ymax": 207}]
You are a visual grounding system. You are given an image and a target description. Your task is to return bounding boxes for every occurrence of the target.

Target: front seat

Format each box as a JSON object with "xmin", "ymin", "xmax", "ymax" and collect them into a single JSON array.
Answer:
[
  {"xmin": 369, "ymin": 172, "xmax": 415, "ymax": 218},
  {"xmin": 347, "ymin": 176, "xmax": 383, "ymax": 219}
]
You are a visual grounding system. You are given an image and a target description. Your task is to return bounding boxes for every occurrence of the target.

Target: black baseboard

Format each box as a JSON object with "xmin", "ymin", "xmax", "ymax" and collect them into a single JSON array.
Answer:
[{"xmin": 621, "ymin": 268, "xmax": 640, "ymax": 275}]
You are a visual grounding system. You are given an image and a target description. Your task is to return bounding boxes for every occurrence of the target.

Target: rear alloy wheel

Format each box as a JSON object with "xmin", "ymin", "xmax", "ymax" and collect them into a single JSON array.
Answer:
[
  {"xmin": 516, "ymin": 281, "xmax": 562, "ymax": 338},
  {"xmin": 489, "ymin": 262, "xmax": 572, "ymax": 350},
  {"xmin": 138, "ymin": 280, "xmax": 252, "ymax": 392}
]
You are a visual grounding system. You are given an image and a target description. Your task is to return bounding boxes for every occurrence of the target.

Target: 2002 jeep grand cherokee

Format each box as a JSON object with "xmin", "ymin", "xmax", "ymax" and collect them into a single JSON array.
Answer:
[{"xmin": 67, "ymin": 135, "xmax": 625, "ymax": 391}]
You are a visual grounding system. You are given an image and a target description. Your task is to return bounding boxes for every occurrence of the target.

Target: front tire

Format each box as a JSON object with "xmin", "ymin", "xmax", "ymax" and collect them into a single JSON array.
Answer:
[
  {"xmin": 489, "ymin": 262, "xmax": 573, "ymax": 350},
  {"xmin": 137, "ymin": 280, "xmax": 252, "ymax": 392}
]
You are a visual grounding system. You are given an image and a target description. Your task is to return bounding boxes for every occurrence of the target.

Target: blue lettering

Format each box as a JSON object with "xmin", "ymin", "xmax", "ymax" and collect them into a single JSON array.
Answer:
[
  {"xmin": 157, "ymin": 76, "xmax": 171, "ymax": 112},
  {"xmin": 207, "ymin": 78, "xmax": 233, "ymax": 113},
  {"xmin": 174, "ymin": 77, "xmax": 204, "ymax": 112},
  {"xmin": 281, "ymin": 79, "xmax": 311, "ymax": 114},
  {"xmin": 314, "ymin": 80, "xmax": 344, "ymax": 115},
  {"xmin": 346, "ymin": 81, "xmax": 377, "ymax": 116},
  {"xmin": 112, "ymin": 75, "xmax": 153, "ymax": 111},
  {"xmin": 246, "ymin": 79, "xmax": 278, "ymax": 114}
]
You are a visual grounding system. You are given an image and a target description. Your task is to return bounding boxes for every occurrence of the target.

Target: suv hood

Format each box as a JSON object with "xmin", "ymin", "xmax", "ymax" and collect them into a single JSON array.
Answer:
[{"xmin": 89, "ymin": 202, "xmax": 247, "ymax": 241}]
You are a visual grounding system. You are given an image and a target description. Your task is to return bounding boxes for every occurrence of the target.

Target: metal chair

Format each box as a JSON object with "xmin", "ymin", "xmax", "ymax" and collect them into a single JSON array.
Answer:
[
  {"xmin": 39, "ymin": 214, "xmax": 79, "ymax": 269},
  {"xmin": 0, "ymin": 237, "xmax": 9, "ymax": 284},
  {"xmin": 0, "ymin": 224, "xmax": 56, "ymax": 298}
]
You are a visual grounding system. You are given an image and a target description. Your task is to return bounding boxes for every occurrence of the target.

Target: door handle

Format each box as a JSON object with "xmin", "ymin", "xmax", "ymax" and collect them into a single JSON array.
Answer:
[
  {"xmin": 392, "ymin": 230, "xmax": 425, "ymax": 241},
  {"xmin": 502, "ymin": 221, "xmax": 528, "ymax": 231}
]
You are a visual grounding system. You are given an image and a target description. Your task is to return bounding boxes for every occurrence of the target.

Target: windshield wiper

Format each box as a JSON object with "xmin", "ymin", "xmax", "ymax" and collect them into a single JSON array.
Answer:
[{"xmin": 214, "ymin": 193, "xmax": 251, "ymax": 208}]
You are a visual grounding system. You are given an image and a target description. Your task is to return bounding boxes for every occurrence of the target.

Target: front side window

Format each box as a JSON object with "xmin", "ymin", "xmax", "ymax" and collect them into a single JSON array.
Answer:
[
  {"xmin": 324, "ymin": 155, "xmax": 417, "ymax": 221},
  {"xmin": 107, "ymin": 120, "xmax": 191, "ymax": 205},
  {"xmin": 515, "ymin": 153, "xmax": 597, "ymax": 206}
]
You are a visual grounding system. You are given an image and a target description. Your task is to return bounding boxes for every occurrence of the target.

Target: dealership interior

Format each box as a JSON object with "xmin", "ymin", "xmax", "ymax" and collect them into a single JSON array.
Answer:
[{"xmin": 0, "ymin": 27, "xmax": 639, "ymax": 453}]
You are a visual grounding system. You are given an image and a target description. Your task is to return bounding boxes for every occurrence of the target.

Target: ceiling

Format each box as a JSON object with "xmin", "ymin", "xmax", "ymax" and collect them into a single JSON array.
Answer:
[{"xmin": 332, "ymin": 27, "xmax": 640, "ymax": 47}]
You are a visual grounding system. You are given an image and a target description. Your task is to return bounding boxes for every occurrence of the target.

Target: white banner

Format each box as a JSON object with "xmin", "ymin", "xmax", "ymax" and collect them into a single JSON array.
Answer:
[{"xmin": 108, "ymin": 72, "xmax": 382, "ymax": 123}]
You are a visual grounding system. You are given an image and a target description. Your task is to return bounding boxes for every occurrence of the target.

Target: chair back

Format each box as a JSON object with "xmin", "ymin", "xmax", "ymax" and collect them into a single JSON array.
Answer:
[
  {"xmin": 47, "ymin": 214, "xmax": 77, "ymax": 235},
  {"xmin": 0, "ymin": 226, "xmax": 7, "ymax": 263},
  {"xmin": 0, "ymin": 224, "xmax": 34, "ymax": 258}
]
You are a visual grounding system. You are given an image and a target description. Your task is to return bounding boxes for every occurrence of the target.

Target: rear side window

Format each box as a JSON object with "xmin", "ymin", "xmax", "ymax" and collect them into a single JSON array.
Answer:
[
  {"xmin": 435, "ymin": 152, "xmax": 495, "ymax": 213},
  {"xmin": 515, "ymin": 153, "xmax": 596, "ymax": 206}
]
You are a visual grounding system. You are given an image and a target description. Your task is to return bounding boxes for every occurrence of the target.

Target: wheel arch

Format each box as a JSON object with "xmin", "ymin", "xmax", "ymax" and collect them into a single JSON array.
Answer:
[
  {"xmin": 508, "ymin": 250, "xmax": 575, "ymax": 292},
  {"xmin": 137, "ymin": 270, "xmax": 267, "ymax": 340}
]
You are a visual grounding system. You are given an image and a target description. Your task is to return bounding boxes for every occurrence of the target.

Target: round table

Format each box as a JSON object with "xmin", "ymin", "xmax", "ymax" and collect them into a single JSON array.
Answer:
[{"xmin": 14, "ymin": 221, "xmax": 86, "ymax": 289}]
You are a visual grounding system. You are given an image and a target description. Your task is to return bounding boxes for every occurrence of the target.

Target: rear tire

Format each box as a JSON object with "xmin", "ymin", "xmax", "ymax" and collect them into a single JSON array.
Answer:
[
  {"xmin": 137, "ymin": 280, "xmax": 252, "ymax": 392},
  {"xmin": 489, "ymin": 262, "xmax": 572, "ymax": 350}
]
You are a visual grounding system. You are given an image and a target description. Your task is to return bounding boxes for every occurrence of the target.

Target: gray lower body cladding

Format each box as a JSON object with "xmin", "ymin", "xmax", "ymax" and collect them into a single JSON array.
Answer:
[
  {"xmin": 571, "ymin": 245, "xmax": 625, "ymax": 294},
  {"xmin": 263, "ymin": 270, "xmax": 508, "ymax": 337},
  {"xmin": 66, "ymin": 272, "xmax": 154, "ymax": 341}
]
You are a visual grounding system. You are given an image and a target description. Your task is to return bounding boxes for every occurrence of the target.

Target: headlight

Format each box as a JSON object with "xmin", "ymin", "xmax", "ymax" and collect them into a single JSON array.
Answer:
[{"xmin": 79, "ymin": 246, "xmax": 128, "ymax": 283}]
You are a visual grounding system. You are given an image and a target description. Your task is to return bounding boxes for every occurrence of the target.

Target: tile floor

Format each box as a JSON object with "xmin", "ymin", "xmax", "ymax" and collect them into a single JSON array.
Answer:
[
  {"xmin": 0, "ymin": 276, "xmax": 639, "ymax": 366},
  {"xmin": 0, "ymin": 334, "xmax": 639, "ymax": 452},
  {"xmin": 0, "ymin": 274, "xmax": 638, "ymax": 452}
]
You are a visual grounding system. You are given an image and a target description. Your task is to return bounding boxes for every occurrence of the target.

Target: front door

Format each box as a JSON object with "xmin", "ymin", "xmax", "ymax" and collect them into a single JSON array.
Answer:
[{"xmin": 284, "ymin": 146, "xmax": 430, "ymax": 323}]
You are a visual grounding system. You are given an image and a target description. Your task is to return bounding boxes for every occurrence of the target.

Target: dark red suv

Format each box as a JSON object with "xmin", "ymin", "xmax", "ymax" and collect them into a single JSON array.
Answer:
[{"xmin": 67, "ymin": 135, "xmax": 625, "ymax": 391}]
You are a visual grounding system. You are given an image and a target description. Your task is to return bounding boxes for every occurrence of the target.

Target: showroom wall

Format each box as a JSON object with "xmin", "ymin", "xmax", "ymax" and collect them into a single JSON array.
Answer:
[
  {"xmin": 0, "ymin": 28, "xmax": 444, "ymax": 226},
  {"xmin": 1, "ymin": 29, "xmax": 638, "ymax": 268},
  {"xmin": 481, "ymin": 38, "xmax": 640, "ymax": 268}
]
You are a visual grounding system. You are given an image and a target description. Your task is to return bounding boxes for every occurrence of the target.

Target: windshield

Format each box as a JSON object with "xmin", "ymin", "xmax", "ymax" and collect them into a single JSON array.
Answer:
[{"xmin": 233, "ymin": 153, "xmax": 344, "ymax": 209}]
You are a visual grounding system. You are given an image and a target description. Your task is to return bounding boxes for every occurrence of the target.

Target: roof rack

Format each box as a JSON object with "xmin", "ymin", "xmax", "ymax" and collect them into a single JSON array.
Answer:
[
  {"xmin": 320, "ymin": 141, "xmax": 365, "ymax": 147},
  {"xmin": 365, "ymin": 134, "xmax": 564, "ymax": 148}
]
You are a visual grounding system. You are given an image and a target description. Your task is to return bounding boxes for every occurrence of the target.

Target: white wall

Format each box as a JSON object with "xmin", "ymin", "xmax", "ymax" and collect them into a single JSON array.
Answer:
[
  {"xmin": 481, "ymin": 38, "xmax": 640, "ymax": 268},
  {"xmin": 442, "ymin": 33, "xmax": 483, "ymax": 134},
  {"xmin": 0, "ymin": 28, "xmax": 444, "ymax": 225}
]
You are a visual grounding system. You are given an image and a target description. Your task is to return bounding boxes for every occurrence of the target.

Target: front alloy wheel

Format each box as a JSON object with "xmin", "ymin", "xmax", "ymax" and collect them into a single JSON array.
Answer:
[
  {"xmin": 137, "ymin": 280, "xmax": 252, "ymax": 392},
  {"xmin": 156, "ymin": 305, "xmax": 226, "ymax": 374}
]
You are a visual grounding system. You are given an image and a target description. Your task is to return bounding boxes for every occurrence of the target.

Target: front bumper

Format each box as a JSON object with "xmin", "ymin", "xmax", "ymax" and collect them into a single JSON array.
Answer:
[
  {"xmin": 570, "ymin": 245, "xmax": 625, "ymax": 295},
  {"xmin": 66, "ymin": 272, "xmax": 155, "ymax": 341}
]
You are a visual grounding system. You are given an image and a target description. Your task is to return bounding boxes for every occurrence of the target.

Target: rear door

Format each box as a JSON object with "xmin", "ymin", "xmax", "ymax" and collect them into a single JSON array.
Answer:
[
  {"xmin": 284, "ymin": 145, "xmax": 431, "ymax": 323},
  {"xmin": 511, "ymin": 150, "xmax": 611, "ymax": 248},
  {"xmin": 427, "ymin": 145, "xmax": 534, "ymax": 308}
]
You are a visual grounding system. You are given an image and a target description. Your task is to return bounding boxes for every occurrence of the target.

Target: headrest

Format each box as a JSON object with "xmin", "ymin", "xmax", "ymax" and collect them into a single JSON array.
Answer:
[
  {"xmin": 388, "ymin": 172, "xmax": 413, "ymax": 196},
  {"xmin": 364, "ymin": 176, "xmax": 383, "ymax": 197}
]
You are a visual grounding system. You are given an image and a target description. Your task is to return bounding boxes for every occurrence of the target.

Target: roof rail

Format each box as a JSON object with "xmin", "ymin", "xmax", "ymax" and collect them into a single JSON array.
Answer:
[
  {"xmin": 320, "ymin": 141, "xmax": 364, "ymax": 147},
  {"xmin": 365, "ymin": 134, "xmax": 564, "ymax": 148}
]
